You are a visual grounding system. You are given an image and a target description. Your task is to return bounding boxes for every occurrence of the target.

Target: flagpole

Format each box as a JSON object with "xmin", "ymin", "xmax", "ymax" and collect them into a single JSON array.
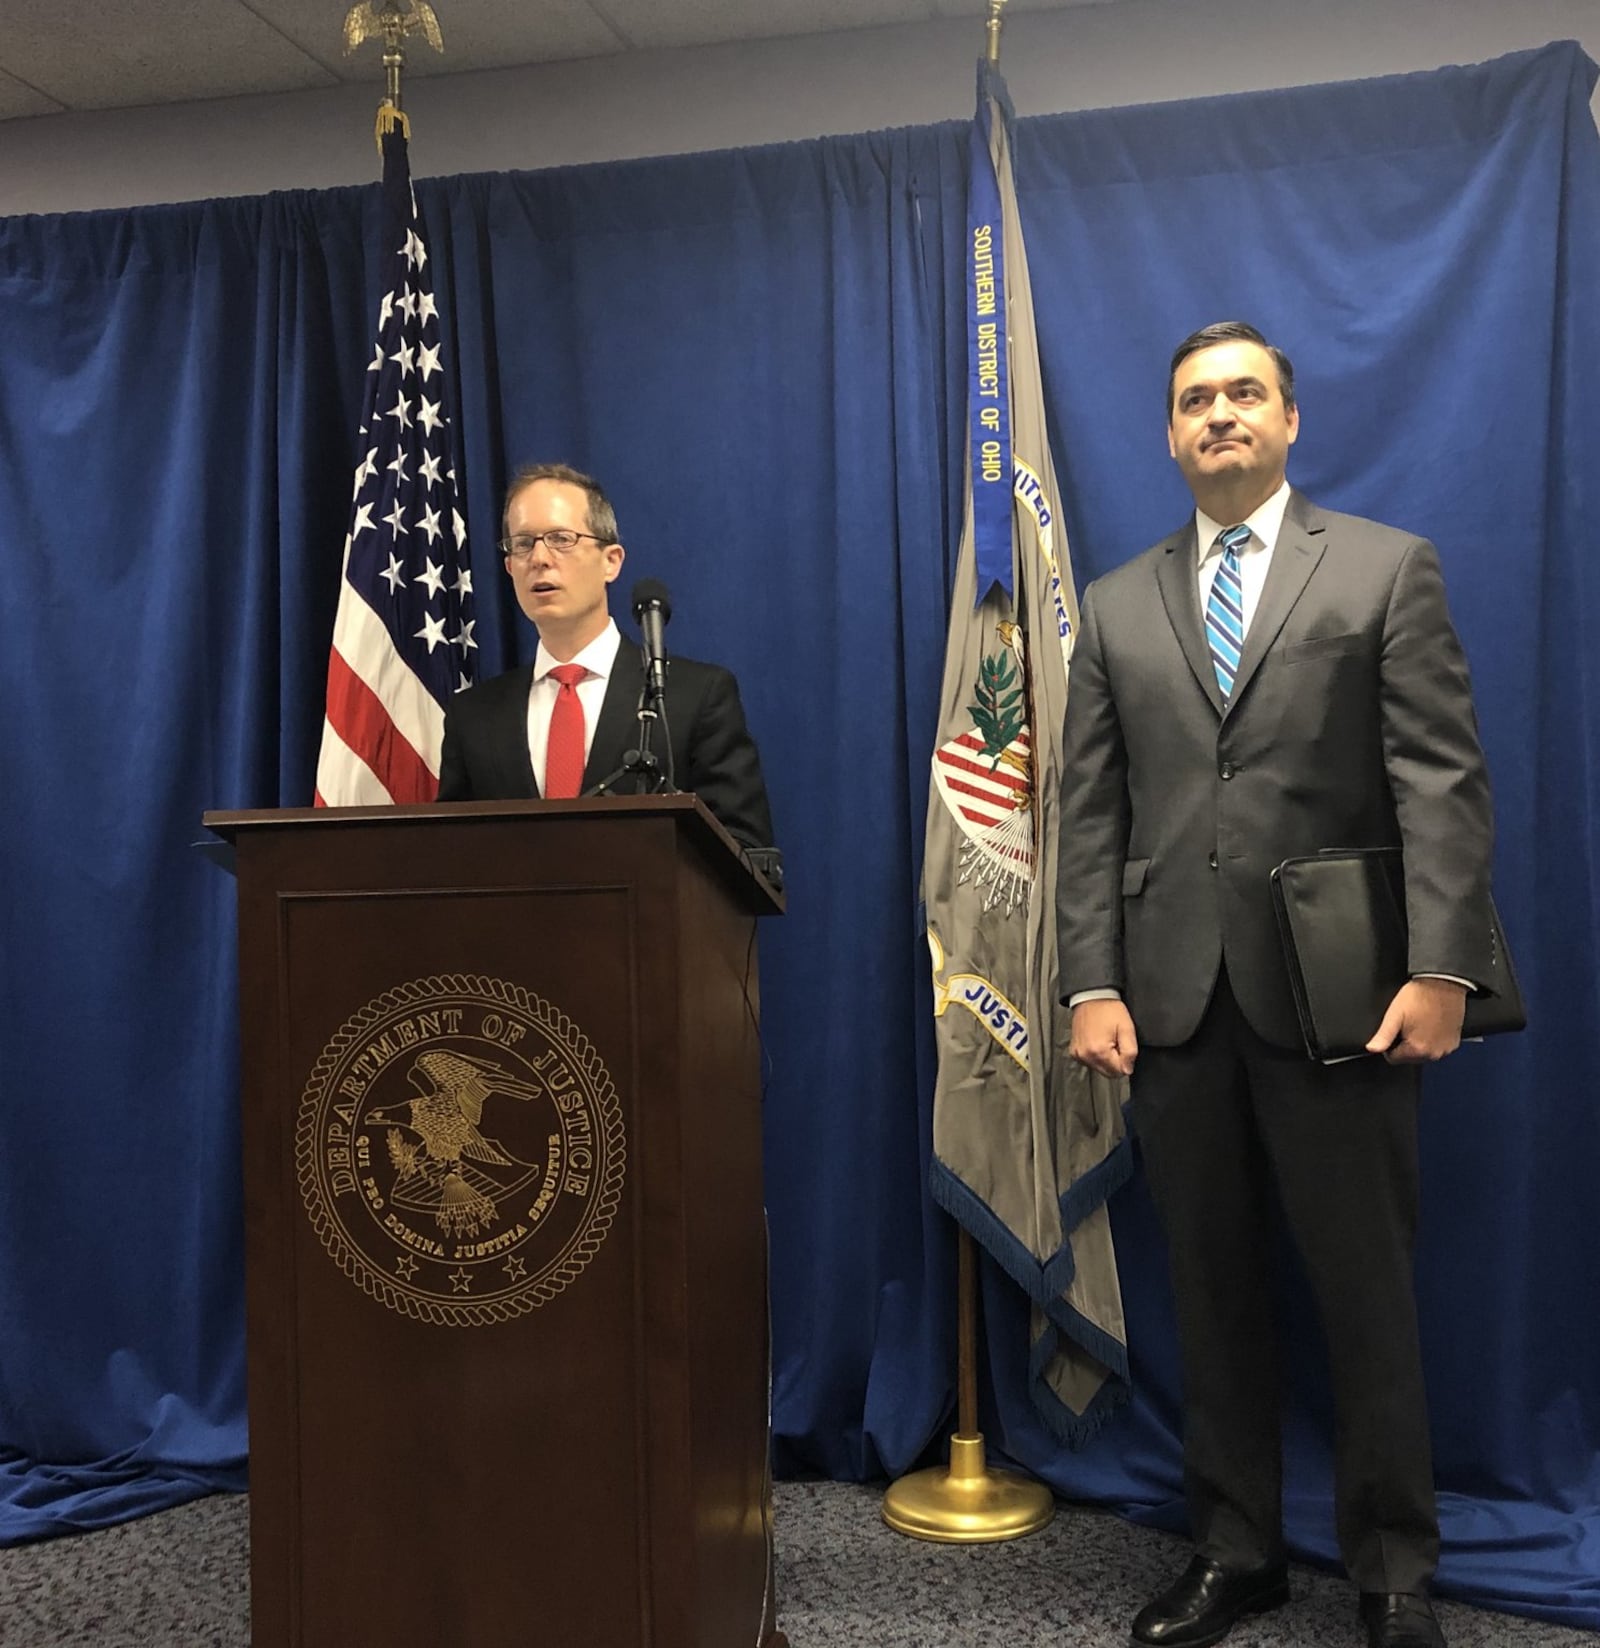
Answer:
[
  {"xmin": 985, "ymin": 0, "xmax": 1005, "ymax": 64},
  {"xmin": 883, "ymin": 1224, "xmax": 1053, "ymax": 1540},
  {"xmin": 343, "ymin": 0, "xmax": 446, "ymax": 144},
  {"xmin": 885, "ymin": 0, "xmax": 1053, "ymax": 1542}
]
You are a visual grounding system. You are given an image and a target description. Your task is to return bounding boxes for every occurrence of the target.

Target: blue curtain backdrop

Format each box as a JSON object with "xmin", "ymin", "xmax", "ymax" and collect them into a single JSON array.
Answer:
[{"xmin": 0, "ymin": 40, "xmax": 1594, "ymax": 1626}]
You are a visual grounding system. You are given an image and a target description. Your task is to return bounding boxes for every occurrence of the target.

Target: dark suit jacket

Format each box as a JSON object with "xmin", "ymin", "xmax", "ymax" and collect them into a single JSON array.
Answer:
[
  {"xmin": 1056, "ymin": 489, "xmax": 1494, "ymax": 1049},
  {"xmin": 436, "ymin": 639, "xmax": 775, "ymax": 851}
]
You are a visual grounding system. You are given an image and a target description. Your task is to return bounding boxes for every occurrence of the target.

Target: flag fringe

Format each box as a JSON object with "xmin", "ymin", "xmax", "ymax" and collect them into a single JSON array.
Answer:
[{"xmin": 928, "ymin": 1142, "xmax": 1133, "ymax": 1368}]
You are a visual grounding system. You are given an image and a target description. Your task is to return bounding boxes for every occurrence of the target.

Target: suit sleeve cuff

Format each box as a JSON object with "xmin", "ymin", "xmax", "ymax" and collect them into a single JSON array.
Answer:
[{"xmin": 1068, "ymin": 988, "xmax": 1123, "ymax": 1009}]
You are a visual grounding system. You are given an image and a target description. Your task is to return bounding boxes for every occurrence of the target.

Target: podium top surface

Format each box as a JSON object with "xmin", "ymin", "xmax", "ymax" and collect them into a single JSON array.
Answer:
[{"xmin": 201, "ymin": 793, "xmax": 783, "ymax": 914}]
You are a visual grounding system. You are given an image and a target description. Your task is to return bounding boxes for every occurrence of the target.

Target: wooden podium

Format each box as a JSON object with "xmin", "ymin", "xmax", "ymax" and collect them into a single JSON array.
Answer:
[{"xmin": 204, "ymin": 796, "xmax": 787, "ymax": 1648}]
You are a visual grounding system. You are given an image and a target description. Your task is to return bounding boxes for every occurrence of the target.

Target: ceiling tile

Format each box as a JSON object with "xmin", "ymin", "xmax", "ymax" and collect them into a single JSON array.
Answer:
[
  {"xmin": 0, "ymin": 0, "xmax": 1139, "ymax": 123},
  {"xmin": 594, "ymin": 0, "xmax": 939, "ymax": 53},
  {"xmin": 250, "ymin": 0, "xmax": 628, "ymax": 80},
  {"xmin": 0, "ymin": 64, "xmax": 65, "ymax": 120},
  {"xmin": 0, "ymin": 0, "xmax": 334, "ymax": 111},
  {"xmin": 927, "ymin": 0, "xmax": 1122, "ymax": 14}
]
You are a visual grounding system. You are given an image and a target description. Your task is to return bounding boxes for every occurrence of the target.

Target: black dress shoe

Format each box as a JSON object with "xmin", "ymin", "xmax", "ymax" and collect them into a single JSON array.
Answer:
[
  {"xmin": 1359, "ymin": 1592, "xmax": 1447, "ymax": 1648},
  {"xmin": 1130, "ymin": 1555, "xmax": 1290, "ymax": 1646}
]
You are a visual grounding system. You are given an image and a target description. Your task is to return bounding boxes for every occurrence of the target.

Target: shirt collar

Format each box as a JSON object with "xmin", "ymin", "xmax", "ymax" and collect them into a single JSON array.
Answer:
[
  {"xmin": 533, "ymin": 617, "xmax": 621, "ymax": 683},
  {"xmin": 1196, "ymin": 479, "xmax": 1293, "ymax": 564}
]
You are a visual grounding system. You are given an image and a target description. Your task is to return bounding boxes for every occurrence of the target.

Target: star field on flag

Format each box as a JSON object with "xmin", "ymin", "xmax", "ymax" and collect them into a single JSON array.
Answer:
[{"xmin": 315, "ymin": 124, "xmax": 475, "ymax": 806}]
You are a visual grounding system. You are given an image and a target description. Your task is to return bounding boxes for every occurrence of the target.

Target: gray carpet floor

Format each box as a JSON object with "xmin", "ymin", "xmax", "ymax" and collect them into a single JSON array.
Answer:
[{"xmin": 0, "ymin": 1478, "xmax": 1592, "ymax": 1646}]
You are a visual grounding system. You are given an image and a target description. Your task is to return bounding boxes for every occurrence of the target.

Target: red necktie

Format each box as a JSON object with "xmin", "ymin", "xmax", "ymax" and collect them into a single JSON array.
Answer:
[{"xmin": 543, "ymin": 664, "xmax": 588, "ymax": 798}]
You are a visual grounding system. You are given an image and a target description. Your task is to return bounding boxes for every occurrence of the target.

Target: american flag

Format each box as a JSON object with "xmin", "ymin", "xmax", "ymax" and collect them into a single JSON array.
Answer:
[{"xmin": 315, "ymin": 123, "xmax": 475, "ymax": 805}]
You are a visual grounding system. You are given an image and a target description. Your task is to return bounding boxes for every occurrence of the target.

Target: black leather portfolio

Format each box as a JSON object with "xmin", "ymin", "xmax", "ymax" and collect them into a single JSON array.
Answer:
[{"xmin": 1270, "ymin": 847, "xmax": 1526, "ymax": 1062}]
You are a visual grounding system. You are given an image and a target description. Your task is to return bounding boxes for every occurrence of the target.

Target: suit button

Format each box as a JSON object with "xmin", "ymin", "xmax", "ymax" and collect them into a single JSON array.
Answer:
[
  {"xmin": 1208, "ymin": 851, "xmax": 1219, "ymax": 869},
  {"xmin": 1219, "ymin": 761, "xmax": 1235, "ymax": 780}
]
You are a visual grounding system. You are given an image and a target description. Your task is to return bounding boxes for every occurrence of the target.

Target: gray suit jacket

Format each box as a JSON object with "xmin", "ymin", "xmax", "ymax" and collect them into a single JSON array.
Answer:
[{"xmin": 1056, "ymin": 489, "xmax": 1494, "ymax": 1049}]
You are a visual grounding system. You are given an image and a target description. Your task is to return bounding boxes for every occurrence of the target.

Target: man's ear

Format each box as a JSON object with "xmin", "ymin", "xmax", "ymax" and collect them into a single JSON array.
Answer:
[{"xmin": 604, "ymin": 542, "xmax": 625, "ymax": 584}]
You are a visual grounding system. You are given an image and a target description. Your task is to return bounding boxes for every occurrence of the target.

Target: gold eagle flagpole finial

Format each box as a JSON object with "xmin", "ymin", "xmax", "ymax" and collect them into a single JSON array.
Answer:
[
  {"xmin": 985, "ymin": 0, "xmax": 1009, "ymax": 66},
  {"xmin": 343, "ymin": 0, "xmax": 445, "ymax": 148}
]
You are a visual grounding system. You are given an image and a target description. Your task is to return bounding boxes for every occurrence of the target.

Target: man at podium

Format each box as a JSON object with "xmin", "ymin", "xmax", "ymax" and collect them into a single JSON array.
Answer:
[{"xmin": 437, "ymin": 462, "xmax": 775, "ymax": 852}]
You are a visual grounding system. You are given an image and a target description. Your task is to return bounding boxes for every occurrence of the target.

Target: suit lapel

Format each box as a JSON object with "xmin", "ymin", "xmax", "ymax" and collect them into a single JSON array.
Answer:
[
  {"xmin": 1226, "ymin": 490, "xmax": 1327, "ymax": 712},
  {"xmin": 583, "ymin": 640, "xmax": 644, "ymax": 791},
  {"xmin": 1155, "ymin": 521, "xmax": 1226, "ymax": 715},
  {"xmin": 491, "ymin": 665, "xmax": 540, "ymax": 797}
]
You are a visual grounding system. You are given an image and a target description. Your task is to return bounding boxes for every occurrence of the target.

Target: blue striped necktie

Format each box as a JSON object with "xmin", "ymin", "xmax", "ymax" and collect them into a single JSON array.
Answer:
[{"xmin": 1205, "ymin": 524, "xmax": 1251, "ymax": 702}]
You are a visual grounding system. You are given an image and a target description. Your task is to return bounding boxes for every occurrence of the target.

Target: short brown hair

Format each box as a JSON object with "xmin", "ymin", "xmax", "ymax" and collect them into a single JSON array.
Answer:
[
  {"xmin": 501, "ymin": 462, "xmax": 620, "ymax": 544},
  {"xmin": 1167, "ymin": 321, "xmax": 1296, "ymax": 417}
]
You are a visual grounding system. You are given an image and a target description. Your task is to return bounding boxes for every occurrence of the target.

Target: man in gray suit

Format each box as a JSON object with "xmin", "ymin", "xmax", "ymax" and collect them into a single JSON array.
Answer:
[{"xmin": 1057, "ymin": 322, "xmax": 1494, "ymax": 1648}]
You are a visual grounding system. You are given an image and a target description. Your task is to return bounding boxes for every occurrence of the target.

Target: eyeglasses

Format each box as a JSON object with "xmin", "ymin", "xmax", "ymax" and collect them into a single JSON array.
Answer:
[{"xmin": 499, "ymin": 529, "xmax": 609, "ymax": 560}]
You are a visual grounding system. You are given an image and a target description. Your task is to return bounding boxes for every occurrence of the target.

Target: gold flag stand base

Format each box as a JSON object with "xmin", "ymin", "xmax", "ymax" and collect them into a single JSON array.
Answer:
[
  {"xmin": 882, "ymin": 1226, "xmax": 1056, "ymax": 1543},
  {"xmin": 882, "ymin": 1432, "xmax": 1054, "ymax": 1542}
]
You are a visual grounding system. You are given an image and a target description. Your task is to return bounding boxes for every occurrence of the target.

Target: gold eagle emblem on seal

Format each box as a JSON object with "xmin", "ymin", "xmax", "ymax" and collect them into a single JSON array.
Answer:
[{"xmin": 296, "ymin": 975, "xmax": 624, "ymax": 1326}]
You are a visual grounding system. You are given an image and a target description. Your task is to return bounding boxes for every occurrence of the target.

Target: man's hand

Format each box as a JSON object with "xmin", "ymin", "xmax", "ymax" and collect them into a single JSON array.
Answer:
[
  {"xmin": 1070, "ymin": 999, "xmax": 1139, "ymax": 1077},
  {"xmin": 1366, "ymin": 977, "xmax": 1469, "ymax": 1063}
]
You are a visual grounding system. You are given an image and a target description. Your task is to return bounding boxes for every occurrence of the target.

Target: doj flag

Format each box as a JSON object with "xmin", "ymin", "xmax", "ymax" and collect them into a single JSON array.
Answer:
[{"xmin": 924, "ymin": 61, "xmax": 1131, "ymax": 1441}]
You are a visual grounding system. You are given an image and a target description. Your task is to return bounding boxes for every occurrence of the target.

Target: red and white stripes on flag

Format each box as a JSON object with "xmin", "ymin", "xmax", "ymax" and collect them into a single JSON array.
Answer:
[
  {"xmin": 934, "ymin": 726, "xmax": 1031, "ymax": 820},
  {"xmin": 315, "ymin": 122, "xmax": 475, "ymax": 806}
]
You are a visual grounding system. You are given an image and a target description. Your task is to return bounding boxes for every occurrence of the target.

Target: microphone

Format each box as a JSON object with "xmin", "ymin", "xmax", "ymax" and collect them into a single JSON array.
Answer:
[{"xmin": 631, "ymin": 578, "xmax": 672, "ymax": 700}]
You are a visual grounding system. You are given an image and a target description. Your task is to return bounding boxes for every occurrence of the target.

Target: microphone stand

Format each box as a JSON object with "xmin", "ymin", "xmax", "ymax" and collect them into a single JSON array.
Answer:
[{"xmin": 586, "ymin": 652, "xmax": 679, "ymax": 798}]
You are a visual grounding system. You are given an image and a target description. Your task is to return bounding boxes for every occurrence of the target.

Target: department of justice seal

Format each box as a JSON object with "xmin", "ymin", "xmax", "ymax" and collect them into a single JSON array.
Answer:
[{"xmin": 296, "ymin": 974, "xmax": 624, "ymax": 1327}]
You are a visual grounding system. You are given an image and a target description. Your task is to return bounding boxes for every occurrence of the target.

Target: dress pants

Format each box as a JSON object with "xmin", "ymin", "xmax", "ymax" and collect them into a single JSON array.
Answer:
[{"xmin": 1131, "ymin": 965, "xmax": 1439, "ymax": 1594}]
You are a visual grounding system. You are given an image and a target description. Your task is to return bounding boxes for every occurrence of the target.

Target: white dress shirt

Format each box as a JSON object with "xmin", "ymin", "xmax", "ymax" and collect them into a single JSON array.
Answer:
[
  {"xmin": 525, "ymin": 619, "xmax": 622, "ymax": 795},
  {"xmin": 1195, "ymin": 478, "xmax": 1292, "ymax": 633}
]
